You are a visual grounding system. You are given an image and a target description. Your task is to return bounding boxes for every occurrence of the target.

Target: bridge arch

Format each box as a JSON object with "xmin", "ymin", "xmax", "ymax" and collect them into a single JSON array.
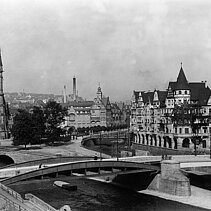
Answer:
[{"xmin": 0, "ymin": 155, "xmax": 15, "ymax": 167}]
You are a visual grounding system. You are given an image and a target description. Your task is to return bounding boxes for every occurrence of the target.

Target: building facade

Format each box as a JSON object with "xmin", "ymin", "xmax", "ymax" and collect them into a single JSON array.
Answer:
[
  {"xmin": 130, "ymin": 65, "xmax": 211, "ymax": 151},
  {"xmin": 63, "ymin": 101, "xmax": 94, "ymax": 129},
  {"xmin": 63, "ymin": 85, "xmax": 114, "ymax": 129},
  {"xmin": 91, "ymin": 85, "xmax": 112, "ymax": 127}
]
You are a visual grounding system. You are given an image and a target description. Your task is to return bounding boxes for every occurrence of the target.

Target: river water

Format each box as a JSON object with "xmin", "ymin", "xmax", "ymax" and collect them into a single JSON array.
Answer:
[
  {"xmin": 50, "ymin": 177, "xmax": 209, "ymax": 211},
  {"xmin": 8, "ymin": 172, "xmax": 211, "ymax": 211}
]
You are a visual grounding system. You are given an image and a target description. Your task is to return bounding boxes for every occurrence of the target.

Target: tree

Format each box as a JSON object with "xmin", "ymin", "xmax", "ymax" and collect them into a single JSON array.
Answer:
[
  {"xmin": 44, "ymin": 100, "xmax": 68, "ymax": 144},
  {"xmin": 11, "ymin": 109, "xmax": 33, "ymax": 149},
  {"xmin": 68, "ymin": 126, "xmax": 75, "ymax": 135},
  {"xmin": 31, "ymin": 106, "xmax": 46, "ymax": 144}
]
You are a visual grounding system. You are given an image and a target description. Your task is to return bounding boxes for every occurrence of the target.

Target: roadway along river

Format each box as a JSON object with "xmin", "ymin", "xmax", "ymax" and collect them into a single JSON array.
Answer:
[{"xmin": 9, "ymin": 177, "xmax": 210, "ymax": 211}]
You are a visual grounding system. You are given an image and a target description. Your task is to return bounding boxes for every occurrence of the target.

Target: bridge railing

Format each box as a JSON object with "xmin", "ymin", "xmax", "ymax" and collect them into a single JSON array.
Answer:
[
  {"xmin": 0, "ymin": 156, "xmax": 95, "ymax": 170},
  {"xmin": 86, "ymin": 130, "xmax": 129, "ymax": 139},
  {"xmin": 0, "ymin": 183, "xmax": 23, "ymax": 203},
  {"xmin": 0, "ymin": 195, "xmax": 28, "ymax": 211},
  {"xmin": 25, "ymin": 193, "xmax": 58, "ymax": 211}
]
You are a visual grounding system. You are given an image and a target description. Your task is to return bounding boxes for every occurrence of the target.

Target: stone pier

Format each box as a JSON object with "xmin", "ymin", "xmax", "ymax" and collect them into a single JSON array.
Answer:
[{"xmin": 148, "ymin": 160, "xmax": 191, "ymax": 196}]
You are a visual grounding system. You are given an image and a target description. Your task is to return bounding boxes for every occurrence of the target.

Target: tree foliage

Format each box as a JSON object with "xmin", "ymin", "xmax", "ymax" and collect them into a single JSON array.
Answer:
[
  {"xmin": 11, "ymin": 107, "xmax": 46, "ymax": 148},
  {"xmin": 11, "ymin": 109, "xmax": 33, "ymax": 149},
  {"xmin": 31, "ymin": 106, "xmax": 46, "ymax": 144},
  {"xmin": 11, "ymin": 101, "xmax": 68, "ymax": 147},
  {"xmin": 44, "ymin": 100, "xmax": 68, "ymax": 144}
]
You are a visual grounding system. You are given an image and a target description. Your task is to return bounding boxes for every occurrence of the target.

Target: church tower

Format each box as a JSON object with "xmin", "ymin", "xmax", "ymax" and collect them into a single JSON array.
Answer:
[
  {"xmin": 0, "ymin": 50, "xmax": 9, "ymax": 139},
  {"xmin": 96, "ymin": 83, "xmax": 102, "ymax": 99}
]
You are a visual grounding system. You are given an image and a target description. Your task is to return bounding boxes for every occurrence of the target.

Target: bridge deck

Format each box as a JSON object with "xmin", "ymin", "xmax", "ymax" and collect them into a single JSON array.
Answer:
[{"xmin": 1, "ymin": 160, "xmax": 160, "ymax": 185}]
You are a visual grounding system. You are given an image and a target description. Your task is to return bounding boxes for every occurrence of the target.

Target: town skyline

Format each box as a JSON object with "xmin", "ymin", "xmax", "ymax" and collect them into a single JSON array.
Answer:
[{"xmin": 1, "ymin": 0, "xmax": 211, "ymax": 101}]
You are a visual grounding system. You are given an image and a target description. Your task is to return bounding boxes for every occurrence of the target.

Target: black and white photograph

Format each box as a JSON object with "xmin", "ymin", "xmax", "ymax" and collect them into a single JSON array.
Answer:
[{"xmin": 0, "ymin": 0, "xmax": 211, "ymax": 210}]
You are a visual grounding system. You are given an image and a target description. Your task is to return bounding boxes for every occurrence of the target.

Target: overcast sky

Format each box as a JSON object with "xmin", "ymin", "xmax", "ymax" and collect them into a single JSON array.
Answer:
[{"xmin": 1, "ymin": 0, "xmax": 211, "ymax": 101}]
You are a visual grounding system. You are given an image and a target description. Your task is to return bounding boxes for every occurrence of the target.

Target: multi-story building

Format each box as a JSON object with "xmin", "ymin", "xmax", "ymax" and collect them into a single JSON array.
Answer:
[
  {"xmin": 110, "ymin": 103, "xmax": 123, "ymax": 127},
  {"xmin": 63, "ymin": 101, "xmax": 94, "ymax": 129},
  {"xmin": 131, "ymin": 65, "xmax": 211, "ymax": 150},
  {"xmin": 63, "ymin": 84, "xmax": 113, "ymax": 129}
]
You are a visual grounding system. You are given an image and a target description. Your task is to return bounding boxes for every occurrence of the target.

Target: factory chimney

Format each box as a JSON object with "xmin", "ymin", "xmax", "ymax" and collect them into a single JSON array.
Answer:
[
  {"xmin": 73, "ymin": 76, "xmax": 76, "ymax": 101},
  {"xmin": 63, "ymin": 85, "xmax": 67, "ymax": 103}
]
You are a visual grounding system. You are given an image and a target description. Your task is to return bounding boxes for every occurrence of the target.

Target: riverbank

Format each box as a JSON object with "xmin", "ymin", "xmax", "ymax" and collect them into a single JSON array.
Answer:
[
  {"xmin": 139, "ymin": 185, "xmax": 211, "ymax": 210},
  {"xmin": 9, "ymin": 177, "xmax": 209, "ymax": 211}
]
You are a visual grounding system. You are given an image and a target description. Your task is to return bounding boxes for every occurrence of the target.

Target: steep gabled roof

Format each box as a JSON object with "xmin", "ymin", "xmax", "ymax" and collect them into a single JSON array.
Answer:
[
  {"xmin": 198, "ymin": 86, "xmax": 211, "ymax": 105},
  {"xmin": 168, "ymin": 81, "xmax": 177, "ymax": 90},
  {"xmin": 142, "ymin": 91, "xmax": 154, "ymax": 104},
  {"xmin": 189, "ymin": 82, "xmax": 205, "ymax": 101},
  {"xmin": 101, "ymin": 97, "xmax": 110, "ymax": 107},
  {"xmin": 168, "ymin": 67, "xmax": 189, "ymax": 91},
  {"xmin": 189, "ymin": 82, "xmax": 211, "ymax": 105},
  {"xmin": 133, "ymin": 91, "xmax": 140, "ymax": 103},
  {"xmin": 175, "ymin": 67, "xmax": 189, "ymax": 90},
  {"xmin": 158, "ymin": 91, "xmax": 167, "ymax": 107}
]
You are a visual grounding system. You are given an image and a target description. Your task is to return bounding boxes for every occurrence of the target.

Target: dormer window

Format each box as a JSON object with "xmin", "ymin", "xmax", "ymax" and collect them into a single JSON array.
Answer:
[
  {"xmin": 185, "ymin": 90, "xmax": 187, "ymax": 94},
  {"xmin": 179, "ymin": 91, "xmax": 182, "ymax": 94}
]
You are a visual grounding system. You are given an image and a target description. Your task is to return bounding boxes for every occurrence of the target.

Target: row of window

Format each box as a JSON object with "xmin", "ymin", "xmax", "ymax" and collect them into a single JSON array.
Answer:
[
  {"xmin": 175, "ymin": 90, "xmax": 190, "ymax": 95},
  {"xmin": 175, "ymin": 127, "xmax": 208, "ymax": 134}
]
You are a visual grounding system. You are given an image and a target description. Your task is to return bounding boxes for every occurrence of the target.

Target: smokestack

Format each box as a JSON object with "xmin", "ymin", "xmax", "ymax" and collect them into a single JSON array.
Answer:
[
  {"xmin": 63, "ymin": 85, "xmax": 67, "ymax": 103},
  {"xmin": 73, "ymin": 76, "xmax": 76, "ymax": 101}
]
